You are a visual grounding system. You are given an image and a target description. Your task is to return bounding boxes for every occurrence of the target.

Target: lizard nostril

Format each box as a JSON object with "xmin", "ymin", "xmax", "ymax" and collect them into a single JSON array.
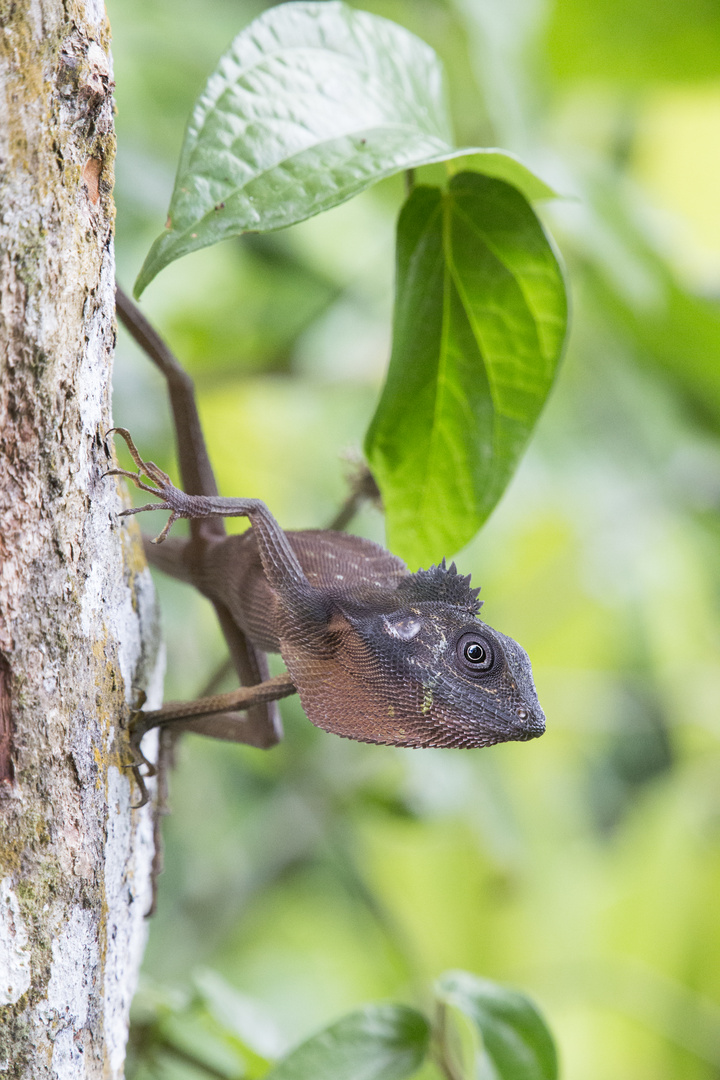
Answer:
[{"xmin": 516, "ymin": 708, "xmax": 528, "ymax": 720}]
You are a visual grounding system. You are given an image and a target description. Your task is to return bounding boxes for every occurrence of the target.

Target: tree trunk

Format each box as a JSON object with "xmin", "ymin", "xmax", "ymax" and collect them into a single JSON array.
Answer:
[{"xmin": 0, "ymin": 3, "xmax": 162, "ymax": 1076}]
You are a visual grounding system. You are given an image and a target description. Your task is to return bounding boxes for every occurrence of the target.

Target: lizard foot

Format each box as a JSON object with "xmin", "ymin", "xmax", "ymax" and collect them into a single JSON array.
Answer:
[
  {"xmin": 126, "ymin": 688, "xmax": 158, "ymax": 809},
  {"xmin": 125, "ymin": 687, "xmax": 173, "ymax": 911}
]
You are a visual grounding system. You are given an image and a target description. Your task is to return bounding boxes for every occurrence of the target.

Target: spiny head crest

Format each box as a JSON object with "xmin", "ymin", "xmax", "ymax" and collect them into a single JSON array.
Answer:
[{"xmin": 396, "ymin": 557, "xmax": 482, "ymax": 614}]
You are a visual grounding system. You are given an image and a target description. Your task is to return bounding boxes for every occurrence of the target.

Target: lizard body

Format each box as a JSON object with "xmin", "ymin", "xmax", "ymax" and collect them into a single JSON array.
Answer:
[
  {"xmin": 146, "ymin": 525, "xmax": 544, "ymax": 748},
  {"xmin": 112, "ymin": 286, "xmax": 545, "ymax": 755}
]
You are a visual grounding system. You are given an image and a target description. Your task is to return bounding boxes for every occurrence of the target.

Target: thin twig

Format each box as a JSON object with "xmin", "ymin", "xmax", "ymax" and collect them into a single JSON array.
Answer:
[{"xmin": 326, "ymin": 461, "xmax": 382, "ymax": 531}]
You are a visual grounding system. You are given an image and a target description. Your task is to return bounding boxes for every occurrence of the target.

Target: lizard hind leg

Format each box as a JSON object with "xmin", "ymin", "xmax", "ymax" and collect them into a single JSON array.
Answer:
[
  {"xmin": 141, "ymin": 533, "xmax": 285, "ymax": 747},
  {"xmin": 213, "ymin": 602, "xmax": 284, "ymax": 748}
]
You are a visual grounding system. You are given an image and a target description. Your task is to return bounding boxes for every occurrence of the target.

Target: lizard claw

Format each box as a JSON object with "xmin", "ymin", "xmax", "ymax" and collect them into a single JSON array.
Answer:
[
  {"xmin": 127, "ymin": 763, "xmax": 151, "ymax": 811},
  {"xmin": 126, "ymin": 688, "xmax": 158, "ymax": 810},
  {"xmin": 106, "ymin": 427, "xmax": 171, "ymax": 486},
  {"xmin": 104, "ymin": 428, "xmax": 181, "ymax": 543}
]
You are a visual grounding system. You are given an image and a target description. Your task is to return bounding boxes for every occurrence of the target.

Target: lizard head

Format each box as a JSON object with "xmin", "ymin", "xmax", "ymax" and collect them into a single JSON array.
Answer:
[{"xmin": 280, "ymin": 560, "xmax": 545, "ymax": 748}]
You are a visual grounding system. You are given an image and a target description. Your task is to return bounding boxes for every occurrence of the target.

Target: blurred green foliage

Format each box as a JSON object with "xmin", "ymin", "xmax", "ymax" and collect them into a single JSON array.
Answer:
[{"xmin": 110, "ymin": 1, "xmax": 720, "ymax": 1077}]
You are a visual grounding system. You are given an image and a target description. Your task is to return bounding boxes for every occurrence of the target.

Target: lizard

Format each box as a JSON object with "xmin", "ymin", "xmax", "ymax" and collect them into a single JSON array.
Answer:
[{"xmin": 110, "ymin": 285, "xmax": 546, "ymax": 785}]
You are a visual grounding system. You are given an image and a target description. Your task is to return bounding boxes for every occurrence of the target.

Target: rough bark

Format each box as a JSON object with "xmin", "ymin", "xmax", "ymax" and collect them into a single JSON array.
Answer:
[{"xmin": 0, "ymin": 2, "xmax": 162, "ymax": 1076}]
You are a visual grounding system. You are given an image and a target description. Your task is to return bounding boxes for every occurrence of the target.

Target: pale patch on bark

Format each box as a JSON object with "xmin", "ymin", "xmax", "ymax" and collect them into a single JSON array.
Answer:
[
  {"xmin": 0, "ymin": 879, "xmax": 31, "ymax": 1007},
  {"xmin": 85, "ymin": 0, "xmax": 109, "ymax": 30},
  {"xmin": 102, "ymin": 764, "xmax": 156, "ymax": 1075},
  {"xmin": 44, "ymin": 907, "xmax": 99, "ymax": 1050}
]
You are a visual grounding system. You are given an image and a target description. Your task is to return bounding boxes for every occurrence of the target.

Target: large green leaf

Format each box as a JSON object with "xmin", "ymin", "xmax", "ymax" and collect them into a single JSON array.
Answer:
[
  {"xmin": 134, "ymin": 1, "xmax": 554, "ymax": 295},
  {"xmin": 365, "ymin": 172, "xmax": 567, "ymax": 568},
  {"xmin": 262, "ymin": 1004, "xmax": 430, "ymax": 1080},
  {"xmin": 436, "ymin": 972, "xmax": 558, "ymax": 1080}
]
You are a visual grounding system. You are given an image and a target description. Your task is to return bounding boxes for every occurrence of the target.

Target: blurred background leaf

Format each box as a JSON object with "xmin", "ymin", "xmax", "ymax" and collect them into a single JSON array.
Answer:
[
  {"xmin": 263, "ymin": 1004, "xmax": 429, "ymax": 1080},
  {"xmin": 436, "ymin": 971, "xmax": 558, "ymax": 1080},
  {"xmin": 110, "ymin": 0, "xmax": 720, "ymax": 1077}
]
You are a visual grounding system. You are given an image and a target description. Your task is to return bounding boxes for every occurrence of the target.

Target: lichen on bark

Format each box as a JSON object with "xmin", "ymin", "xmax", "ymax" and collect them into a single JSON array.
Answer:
[{"xmin": 0, "ymin": 1, "xmax": 163, "ymax": 1075}]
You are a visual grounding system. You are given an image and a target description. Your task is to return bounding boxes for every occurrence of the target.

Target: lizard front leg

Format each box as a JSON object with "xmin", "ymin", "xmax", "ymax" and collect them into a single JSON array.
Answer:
[
  {"xmin": 106, "ymin": 426, "xmax": 318, "ymax": 728},
  {"xmin": 107, "ymin": 427, "xmax": 318, "ymax": 613}
]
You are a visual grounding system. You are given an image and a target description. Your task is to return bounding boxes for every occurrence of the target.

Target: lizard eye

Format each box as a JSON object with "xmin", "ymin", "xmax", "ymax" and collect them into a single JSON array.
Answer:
[
  {"xmin": 464, "ymin": 642, "xmax": 486, "ymax": 663},
  {"xmin": 456, "ymin": 631, "xmax": 495, "ymax": 673}
]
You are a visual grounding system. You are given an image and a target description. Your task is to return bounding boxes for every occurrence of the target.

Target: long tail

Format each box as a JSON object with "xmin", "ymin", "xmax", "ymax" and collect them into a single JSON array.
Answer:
[{"xmin": 115, "ymin": 284, "xmax": 223, "ymax": 542}]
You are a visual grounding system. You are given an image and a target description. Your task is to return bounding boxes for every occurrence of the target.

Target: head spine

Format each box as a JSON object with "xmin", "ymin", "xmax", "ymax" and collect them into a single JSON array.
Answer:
[{"xmin": 396, "ymin": 558, "xmax": 482, "ymax": 614}]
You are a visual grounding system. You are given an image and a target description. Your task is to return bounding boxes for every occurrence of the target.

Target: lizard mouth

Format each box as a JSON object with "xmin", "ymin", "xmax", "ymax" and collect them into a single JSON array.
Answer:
[
  {"xmin": 514, "ymin": 725, "xmax": 544, "ymax": 742},
  {"xmin": 490, "ymin": 700, "xmax": 545, "ymax": 741}
]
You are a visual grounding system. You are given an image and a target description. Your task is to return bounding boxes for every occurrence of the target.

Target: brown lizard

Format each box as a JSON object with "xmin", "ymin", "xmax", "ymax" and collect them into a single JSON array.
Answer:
[{"xmin": 111, "ymin": 285, "xmax": 546, "ymax": 780}]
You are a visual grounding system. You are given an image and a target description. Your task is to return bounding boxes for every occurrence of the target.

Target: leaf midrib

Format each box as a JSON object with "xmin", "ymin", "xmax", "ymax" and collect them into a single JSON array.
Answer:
[{"xmin": 415, "ymin": 195, "xmax": 479, "ymax": 530}]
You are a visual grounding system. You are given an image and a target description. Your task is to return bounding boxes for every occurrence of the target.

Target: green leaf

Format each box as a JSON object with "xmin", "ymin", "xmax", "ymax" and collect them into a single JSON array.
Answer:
[
  {"xmin": 134, "ymin": 0, "xmax": 451, "ymax": 296},
  {"xmin": 262, "ymin": 1004, "xmax": 430, "ymax": 1080},
  {"xmin": 134, "ymin": 1, "xmax": 555, "ymax": 295},
  {"xmin": 436, "ymin": 971, "xmax": 558, "ymax": 1080},
  {"xmin": 365, "ymin": 172, "xmax": 567, "ymax": 568}
]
